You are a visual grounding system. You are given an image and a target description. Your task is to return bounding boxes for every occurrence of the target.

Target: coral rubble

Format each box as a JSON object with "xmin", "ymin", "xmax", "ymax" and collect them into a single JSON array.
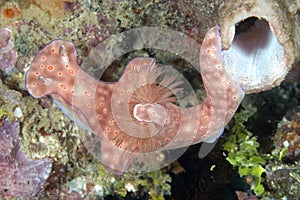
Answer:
[
  {"xmin": 264, "ymin": 162, "xmax": 300, "ymax": 199},
  {"xmin": 273, "ymin": 106, "xmax": 300, "ymax": 160}
]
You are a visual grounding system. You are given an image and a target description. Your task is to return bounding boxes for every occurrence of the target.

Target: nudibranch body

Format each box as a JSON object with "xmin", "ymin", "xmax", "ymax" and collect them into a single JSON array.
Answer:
[{"xmin": 25, "ymin": 26, "xmax": 244, "ymax": 174}]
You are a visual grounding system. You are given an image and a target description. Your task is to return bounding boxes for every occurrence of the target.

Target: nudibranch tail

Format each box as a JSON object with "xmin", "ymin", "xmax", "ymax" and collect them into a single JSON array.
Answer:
[{"xmin": 197, "ymin": 26, "xmax": 244, "ymax": 155}]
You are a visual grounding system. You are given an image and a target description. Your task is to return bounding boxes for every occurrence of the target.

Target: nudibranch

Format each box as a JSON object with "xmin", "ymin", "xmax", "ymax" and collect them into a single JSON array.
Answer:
[{"xmin": 25, "ymin": 26, "xmax": 244, "ymax": 174}]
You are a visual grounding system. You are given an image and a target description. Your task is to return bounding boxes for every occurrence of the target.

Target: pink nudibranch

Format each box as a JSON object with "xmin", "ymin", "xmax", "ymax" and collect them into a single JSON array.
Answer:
[{"xmin": 25, "ymin": 26, "xmax": 244, "ymax": 174}]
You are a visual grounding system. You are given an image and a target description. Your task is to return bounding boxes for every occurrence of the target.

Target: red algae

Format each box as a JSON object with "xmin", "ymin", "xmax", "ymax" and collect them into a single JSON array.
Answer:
[
  {"xmin": 0, "ymin": 28, "xmax": 17, "ymax": 72},
  {"xmin": 0, "ymin": 120, "xmax": 52, "ymax": 199}
]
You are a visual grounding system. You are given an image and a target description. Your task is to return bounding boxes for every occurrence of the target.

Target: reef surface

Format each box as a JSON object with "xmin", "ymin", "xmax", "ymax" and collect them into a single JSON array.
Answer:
[{"xmin": 0, "ymin": 0, "xmax": 299, "ymax": 199}]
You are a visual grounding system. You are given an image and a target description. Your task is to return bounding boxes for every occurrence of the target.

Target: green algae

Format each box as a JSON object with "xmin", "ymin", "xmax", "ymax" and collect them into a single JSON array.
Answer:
[
  {"xmin": 224, "ymin": 104, "xmax": 266, "ymax": 195},
  {"xmin": 0, "ymin": 108, "xmax": 8, "ymax": 119},
  {"xmin": 224, "ymin": 103, "xmax": 300, "ymax": 197}
]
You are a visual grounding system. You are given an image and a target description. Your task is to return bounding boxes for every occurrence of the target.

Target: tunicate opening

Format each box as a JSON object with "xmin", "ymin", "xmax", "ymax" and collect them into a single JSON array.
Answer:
[{"xmin": 223, "ymin": 18, "xmax": 287, "ymax": 93}]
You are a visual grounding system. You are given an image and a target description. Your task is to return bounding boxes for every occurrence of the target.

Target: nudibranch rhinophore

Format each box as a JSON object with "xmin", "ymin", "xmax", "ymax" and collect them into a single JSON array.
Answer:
[
  {"xmin": 25, "ymin": 25, "xmax": 244, "ymax": 174},
  {"xmin": 218, "ymin": 0, "xmax": 300, "ymax": 93}
]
